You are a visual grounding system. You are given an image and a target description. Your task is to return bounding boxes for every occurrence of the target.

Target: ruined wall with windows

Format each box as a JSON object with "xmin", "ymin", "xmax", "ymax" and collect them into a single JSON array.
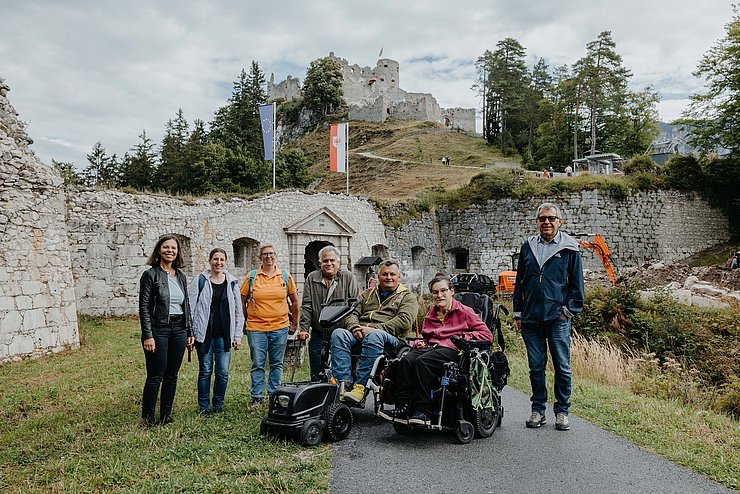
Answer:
[{"xmin": 268, "ymin": 53, "xmax": 476, "ymax": 132}]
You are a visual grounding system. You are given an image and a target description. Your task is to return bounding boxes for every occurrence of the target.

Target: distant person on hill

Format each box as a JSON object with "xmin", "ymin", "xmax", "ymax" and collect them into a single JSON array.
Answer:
[
  {"xmin": 548, "ymin": 166, "xmax": 555, "ymax": 177},
  {"xmin": 188, "ymin": 248, "xmax": 244, "ymax": 415},
  {"xmin": 513, "ymin": 203, "xmax": 584, "ymax": 432},
  {"xmin": 139, "ymin": 234, "xmax": 194, "ymax": 426},
  {"xmin": 542, "ymin": 169, "xmax": 549, "ymax": 178},
  {"xmin": 565, "ymin": 165, "xmax": 573, "ymax": 177}
]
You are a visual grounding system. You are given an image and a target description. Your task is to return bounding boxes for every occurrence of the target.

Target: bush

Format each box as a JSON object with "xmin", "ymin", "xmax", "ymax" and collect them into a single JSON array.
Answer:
[
  {"xmin": 663, "ymin": 154, "xmax": 705, "ymax": 189},
  {"xmin": 624, "ymin": 155, "xmax": 659, "ymax": 175}
]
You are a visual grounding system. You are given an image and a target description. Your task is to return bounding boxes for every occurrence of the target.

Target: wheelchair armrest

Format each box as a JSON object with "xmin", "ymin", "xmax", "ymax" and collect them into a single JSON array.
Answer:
[{"xmin": 451, "ymin": 336, "xmax": 492, "ymax": 351}]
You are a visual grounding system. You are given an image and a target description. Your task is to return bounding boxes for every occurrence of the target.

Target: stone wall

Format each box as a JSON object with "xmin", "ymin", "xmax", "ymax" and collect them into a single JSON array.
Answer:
[
  {"xmin": 66, "ymin": 190, "xmax": 386, "ymax": 316},
  {"xmin": 0, "ymin": 79, "xmax": 79, "ymax": 362},
  {"xmin": 389, "ymin": 190, "xmax": 731, "ymax": 280},
  {"xmin": 441, "ymin": 107, "xmax": 476, "ymax": 133},
  {"xmin": 64, "ymin": 187, "xmax": 731, "ymax": 316}
]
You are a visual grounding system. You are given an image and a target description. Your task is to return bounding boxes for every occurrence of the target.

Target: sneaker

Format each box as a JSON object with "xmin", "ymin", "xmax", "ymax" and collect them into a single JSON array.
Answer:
[
  {"xmin": 158, "ymin": 415, "xmax": 174, "ymax": 426},
  {"xmin": 343, "ymin": 383, "xmax": 366, "ymax": 403},
  {"xmin": 525, "ymin": 411, "xmax": 546, "ymax": 428},
  {"xmin": 407, "ymin": 410, "xmax": 431, "ymax": 426},
  {"xmin": 198, "ymin": 408, "xmax": 211, "ymax": 416},
  {"xmin": 249, "ymin": 397, "xmax": 264, "ymax": 408},
  {"xmin": 378, "ymin": 403, "xmax": 410, "ymax": 423},
  {"xmin": 555, "ymin": 413, "xmax": 570, "ymax": 431}
]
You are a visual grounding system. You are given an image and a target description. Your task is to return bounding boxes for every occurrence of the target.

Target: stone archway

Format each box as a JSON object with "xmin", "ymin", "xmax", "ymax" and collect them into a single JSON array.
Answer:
[{"xmin": 283, "ymin": 207, "xmax": 356, "ymax": 293}]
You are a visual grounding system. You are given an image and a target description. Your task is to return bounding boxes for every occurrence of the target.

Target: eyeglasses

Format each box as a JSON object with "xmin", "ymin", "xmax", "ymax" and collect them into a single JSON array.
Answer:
[
  {"xmin": 536, "ymin": 216, "xmax": 559, "ymax": 223},
  {"xmin": 431, "ymin": 288, "xmax": 450, "ymax": 296},
  {"xmin": 260, "ymin": 252, "xmax": 276, "ymax": 257}
]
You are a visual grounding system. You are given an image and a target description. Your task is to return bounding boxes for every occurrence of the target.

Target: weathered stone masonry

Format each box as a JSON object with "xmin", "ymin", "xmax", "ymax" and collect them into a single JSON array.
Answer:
[{"xmin": 0, "ymin": 79, "xmax": 79, "ymax": 362}]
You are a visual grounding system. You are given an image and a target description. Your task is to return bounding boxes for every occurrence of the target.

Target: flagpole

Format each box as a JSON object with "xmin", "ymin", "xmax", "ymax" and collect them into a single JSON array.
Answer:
[
  {"xmin": 345, "ymin": 122, "xmax": 349, "ymax": 195},
  {"xmin": 272, "ymin": 102, "xmax": 276, "ymax": 191}
]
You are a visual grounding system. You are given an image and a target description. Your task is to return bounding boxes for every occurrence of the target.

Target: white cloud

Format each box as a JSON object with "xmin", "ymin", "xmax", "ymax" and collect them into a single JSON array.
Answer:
[{"xmin": 0, "ymin": 0, "xmax": 732, "ymax": 168}]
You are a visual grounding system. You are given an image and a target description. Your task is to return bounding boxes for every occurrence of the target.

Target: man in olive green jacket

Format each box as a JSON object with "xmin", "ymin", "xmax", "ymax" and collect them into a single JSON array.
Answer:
[{"xmin": 331, "ymin": 260, "xmax": 419, "ymax": 403}]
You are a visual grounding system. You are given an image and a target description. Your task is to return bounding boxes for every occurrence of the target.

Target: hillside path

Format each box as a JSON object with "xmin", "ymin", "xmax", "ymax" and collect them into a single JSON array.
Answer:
[
  {"xmin": 330, "ymin": 387, "xmax": 733, "ymax": 494},
  {"xmin": 354, "ymin": 151, "xmax": 484, "ymax": 170}
]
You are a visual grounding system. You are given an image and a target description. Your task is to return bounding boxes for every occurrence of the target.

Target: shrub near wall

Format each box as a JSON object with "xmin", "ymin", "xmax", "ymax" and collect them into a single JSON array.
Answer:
[{"xmin": 574, "ymin": 286, "xmax": 740, "ymax": 416}]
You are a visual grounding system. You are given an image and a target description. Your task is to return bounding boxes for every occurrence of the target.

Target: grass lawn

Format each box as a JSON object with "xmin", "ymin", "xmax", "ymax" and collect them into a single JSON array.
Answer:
[
  {"xmin": 1, "ymin": 317, "xmax": 738, "ymax": 492},
  {"xmin": 0, "ymin": 316, "xmax": 329, "ymax": 493}
]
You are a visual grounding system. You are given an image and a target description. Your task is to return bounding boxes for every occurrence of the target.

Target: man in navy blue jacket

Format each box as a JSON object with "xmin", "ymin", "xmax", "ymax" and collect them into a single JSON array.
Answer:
[{"xmin": 513, "ymin": 203, "xmax": 584, "ymax": 431}]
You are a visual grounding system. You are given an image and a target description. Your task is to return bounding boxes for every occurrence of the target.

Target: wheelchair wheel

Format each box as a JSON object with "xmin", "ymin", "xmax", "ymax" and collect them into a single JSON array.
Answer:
[
  {"xmin": 473, "ymin": 408, "xmax": 497, "ymax": 438},
  {"xmin": 392, "ymin": 422, "xmax": 414, "ymax": 436},
  {"xmin": 453, "ymin": 420, "xmax": 474, "ymax": 444},
  {"xmin": 324, "ymin": 403, "xmax": 353, "ymax": 441},
  {"xmin": 299, "ymin": 419, "xmax": 324, "ymax": 447}
]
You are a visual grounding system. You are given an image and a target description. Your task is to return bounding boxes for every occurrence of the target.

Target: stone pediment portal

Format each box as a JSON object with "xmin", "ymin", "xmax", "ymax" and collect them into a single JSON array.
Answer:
[{"xmin": 283, "ymin": 207, "xmax": 356, "ymax": 289}]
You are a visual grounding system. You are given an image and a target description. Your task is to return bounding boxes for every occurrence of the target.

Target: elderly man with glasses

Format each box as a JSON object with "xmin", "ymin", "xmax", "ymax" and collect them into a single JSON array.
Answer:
[
  {"xmin": 297, "ymin": 245, "xmax": 361, "ymax": 381},
  {"xmin": 513, "ymin": 203, "xmax": 584, "ymax": 431}
]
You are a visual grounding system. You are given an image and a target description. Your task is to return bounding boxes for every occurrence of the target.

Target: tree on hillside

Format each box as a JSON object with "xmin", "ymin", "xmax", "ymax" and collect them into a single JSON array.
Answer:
[
  {"xmin": 614, "ymin": 86, "xmax": 661, "ymax": 156},
  {"xmin": 575, "ymin": 31, "xmax": 632, "ymax": 157},
  {"xmin": 275, "ymin": 148, "xmax": 313, "ymax": 189},
  {"xmin": 83, "ymin": 142, "xmax": 119, "ymax": 187},
  {"xmin": 120, "ymin": 131, "xmax": 157, "ymax": 190},
  {"xmin": 477, "ymin": 38, "xmax": 530, "ymax": 153},
  {"xmin": 302, "ymin": 57, "xmax": 345, "ymax": 116},
  {"xmin": 159, "ymin": 109, "xmax": 190, "ymax": 192},
  {"xmin": 209, "ymin": 62, "xmax": 268, "ymax": 167},
  {"xmin": 679, "ymin": 5, "xmax": 740, "ymax": 156}
]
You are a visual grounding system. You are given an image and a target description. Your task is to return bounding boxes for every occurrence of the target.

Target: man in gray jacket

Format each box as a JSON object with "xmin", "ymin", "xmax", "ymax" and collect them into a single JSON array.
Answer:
[{"xmin": 298, "ymin": 246, "xmax": 361, "ymax": 381}]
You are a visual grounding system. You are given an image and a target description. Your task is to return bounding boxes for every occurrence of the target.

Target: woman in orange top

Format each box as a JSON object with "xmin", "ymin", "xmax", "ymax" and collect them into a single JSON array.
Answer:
[{"xmin": 240, "ymin": 243, "xmax": 299, "ymax": 406}]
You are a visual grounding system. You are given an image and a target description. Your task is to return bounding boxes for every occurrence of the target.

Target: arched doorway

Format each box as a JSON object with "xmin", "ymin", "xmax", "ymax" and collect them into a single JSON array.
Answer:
[
  {"xmin": 232, "ymin": 237, "xmax": 260, "ymax": 275},
  {"xmin": 173, "ymin": 234, "xmax": 192, "ymax": 273}
]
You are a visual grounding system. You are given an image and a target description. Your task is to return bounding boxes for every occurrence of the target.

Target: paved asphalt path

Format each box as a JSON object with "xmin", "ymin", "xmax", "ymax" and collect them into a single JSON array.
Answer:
[{"xmin": 330, "ymin": 387, "xmax": 733, "ymax": 494}]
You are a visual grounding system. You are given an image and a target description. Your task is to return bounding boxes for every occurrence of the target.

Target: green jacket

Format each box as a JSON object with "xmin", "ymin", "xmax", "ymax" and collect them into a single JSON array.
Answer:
[{"xmin": 345, "ymin": 284, "xmax": 419, "ymax": 338}]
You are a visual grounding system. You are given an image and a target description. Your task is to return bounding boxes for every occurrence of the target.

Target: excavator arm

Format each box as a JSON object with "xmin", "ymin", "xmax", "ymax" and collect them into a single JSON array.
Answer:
[{"xmin": 578, "ymin": 233, "xmax": 621, "ymax": 285}]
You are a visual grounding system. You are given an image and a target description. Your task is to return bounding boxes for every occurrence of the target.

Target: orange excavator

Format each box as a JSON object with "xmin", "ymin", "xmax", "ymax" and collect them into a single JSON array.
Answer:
[{"xmin": 497, "ymin": 233, "xmax": 621, "ymax": 296}]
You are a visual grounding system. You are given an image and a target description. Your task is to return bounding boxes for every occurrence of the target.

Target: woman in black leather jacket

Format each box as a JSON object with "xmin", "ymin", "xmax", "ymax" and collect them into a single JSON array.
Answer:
[{"xmin": 139, "ymin": 234, "xmax": 194, "ymax": 426}]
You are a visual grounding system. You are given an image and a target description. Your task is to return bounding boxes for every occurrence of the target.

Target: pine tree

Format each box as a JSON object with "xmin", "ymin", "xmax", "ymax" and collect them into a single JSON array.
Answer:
[
  {"xmin": 52, "ymin": 159, "xmax": 82, "ymax": 185},
  {"xmin": 120, "ymin": 130, "xmax": 157, "ymax": 190},
  {"xmin": 574, "ymin": 31, "xmax": 632, "ymax": 156},
  {"xmin": 83, "ymin": 142, "xmax": 119, "ymax": 187},
  {"xmin": 159, "ymin": 109, "xmax": 190, "ymax": 192}
]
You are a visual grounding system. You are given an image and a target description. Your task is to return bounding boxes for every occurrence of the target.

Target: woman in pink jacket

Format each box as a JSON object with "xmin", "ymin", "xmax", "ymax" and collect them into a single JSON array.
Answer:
[{"xmin": 379, "ymin": 274, "xmax": 492, "ymax": 426}]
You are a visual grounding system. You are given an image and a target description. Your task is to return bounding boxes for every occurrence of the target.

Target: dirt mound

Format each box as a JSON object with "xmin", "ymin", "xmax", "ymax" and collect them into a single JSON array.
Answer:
[{"xmin": 626, "ymin": 262, "xmax": 740, "ymax": 291}]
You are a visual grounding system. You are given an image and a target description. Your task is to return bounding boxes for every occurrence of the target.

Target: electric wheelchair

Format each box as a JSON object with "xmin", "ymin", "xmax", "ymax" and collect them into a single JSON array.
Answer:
[{"xmin": 374, "ymin": 292, "xmax": 510, "ymax": 444}]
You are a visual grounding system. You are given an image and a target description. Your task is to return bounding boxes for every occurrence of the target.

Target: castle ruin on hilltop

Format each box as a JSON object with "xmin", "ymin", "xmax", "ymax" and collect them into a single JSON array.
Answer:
[{"xmin": 267, "ymin": 52, "xmax": 476, "ymax": 133}]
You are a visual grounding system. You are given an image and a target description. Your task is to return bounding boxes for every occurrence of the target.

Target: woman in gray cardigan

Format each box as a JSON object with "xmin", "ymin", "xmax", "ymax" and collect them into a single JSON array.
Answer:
[{"xmin": 188, "ymin": 248, "xmax": 245, "ymax": 414}]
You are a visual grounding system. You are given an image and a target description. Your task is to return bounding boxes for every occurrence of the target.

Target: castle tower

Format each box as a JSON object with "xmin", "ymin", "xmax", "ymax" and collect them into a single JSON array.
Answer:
[{"xmin": 372, "ymin": 58, "xmax": 400, "ymax": 90}]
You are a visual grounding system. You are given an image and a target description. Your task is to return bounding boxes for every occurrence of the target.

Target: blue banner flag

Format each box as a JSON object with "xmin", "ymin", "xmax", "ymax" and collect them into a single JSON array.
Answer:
[{"xmin": 258, "ymin": 103, "xmax": 274, "ymax": 160}]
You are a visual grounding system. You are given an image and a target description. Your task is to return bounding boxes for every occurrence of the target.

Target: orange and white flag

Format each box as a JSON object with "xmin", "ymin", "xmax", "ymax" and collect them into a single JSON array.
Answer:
[{"xmin": 330, "ymin": 123, "xmax": 347, "ymax": 173}]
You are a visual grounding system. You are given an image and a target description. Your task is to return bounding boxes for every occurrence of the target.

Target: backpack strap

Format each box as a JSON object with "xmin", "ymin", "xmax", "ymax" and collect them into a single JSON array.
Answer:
[{"xmin": 281, "ymin": 269, "xmax": 289, "ymax": 298}]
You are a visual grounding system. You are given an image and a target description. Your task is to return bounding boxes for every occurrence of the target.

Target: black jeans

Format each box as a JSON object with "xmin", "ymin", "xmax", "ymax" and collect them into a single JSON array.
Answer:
[
  {"xmin": 142, "ymin": 320, "xmax": 187, "ymax": 422},
  {"xmin": 395, "ymin": 346, "xmax": 459, "ymax": 413}
]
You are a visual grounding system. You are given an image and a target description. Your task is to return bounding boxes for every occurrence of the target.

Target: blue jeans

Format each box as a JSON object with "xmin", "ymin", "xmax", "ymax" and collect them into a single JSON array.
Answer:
[
  {"xmin": 330, "ymin": 328, "xmax": 400, "ymax": 385},
  {"xmin": 521, "ymin": 317, "xmax": 572, "ymax": 415},
  {"xmin": 246, "ymin": 327, "xmax": 289, "ymax": 399},
  {"xmin": 196, "ymin": 337, "xmax": 231, "ymax": 412},
  {"xmin": 308, "ymin": 331, "xmax": 329, "ymax": 381}
]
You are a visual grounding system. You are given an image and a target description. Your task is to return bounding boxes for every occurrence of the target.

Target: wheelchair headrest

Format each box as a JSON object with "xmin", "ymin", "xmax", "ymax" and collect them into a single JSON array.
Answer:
[{"xmin": 454, "ymin": 292, "xmax": 494, "ymax": 330}]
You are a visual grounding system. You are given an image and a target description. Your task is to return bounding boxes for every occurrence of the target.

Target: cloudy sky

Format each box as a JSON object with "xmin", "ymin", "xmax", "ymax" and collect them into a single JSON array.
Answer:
[{"xmin": 1, "ymin": 0, "xmax": 732, "ymax": 169}]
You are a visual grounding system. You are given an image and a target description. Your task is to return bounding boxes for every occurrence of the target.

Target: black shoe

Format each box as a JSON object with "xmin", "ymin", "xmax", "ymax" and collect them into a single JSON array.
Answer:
[
  {"xmin": 198, "ymin": 409, "xmax": 211, "ymax": 416},
  {"xmin": 212, "ymin": 408, "xmax": 223, "ymax": 414},
  {"xmin": 159, "ymin": 415, "xmax": 174, "ymax": 425},
  {"xmin": 408, "ymin": 410, "xmax": 431, "ymax": 426},
  {"xmin": 378, "ymin": 403, "xmax": 410, "ymax": 424},
  {"xmin": 142, "ymin": 416, "xmax": 157, "ymax": 427},
  {"xmin": 249, "ymin": 397, "xmax": 264, "ymax": 408}
]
